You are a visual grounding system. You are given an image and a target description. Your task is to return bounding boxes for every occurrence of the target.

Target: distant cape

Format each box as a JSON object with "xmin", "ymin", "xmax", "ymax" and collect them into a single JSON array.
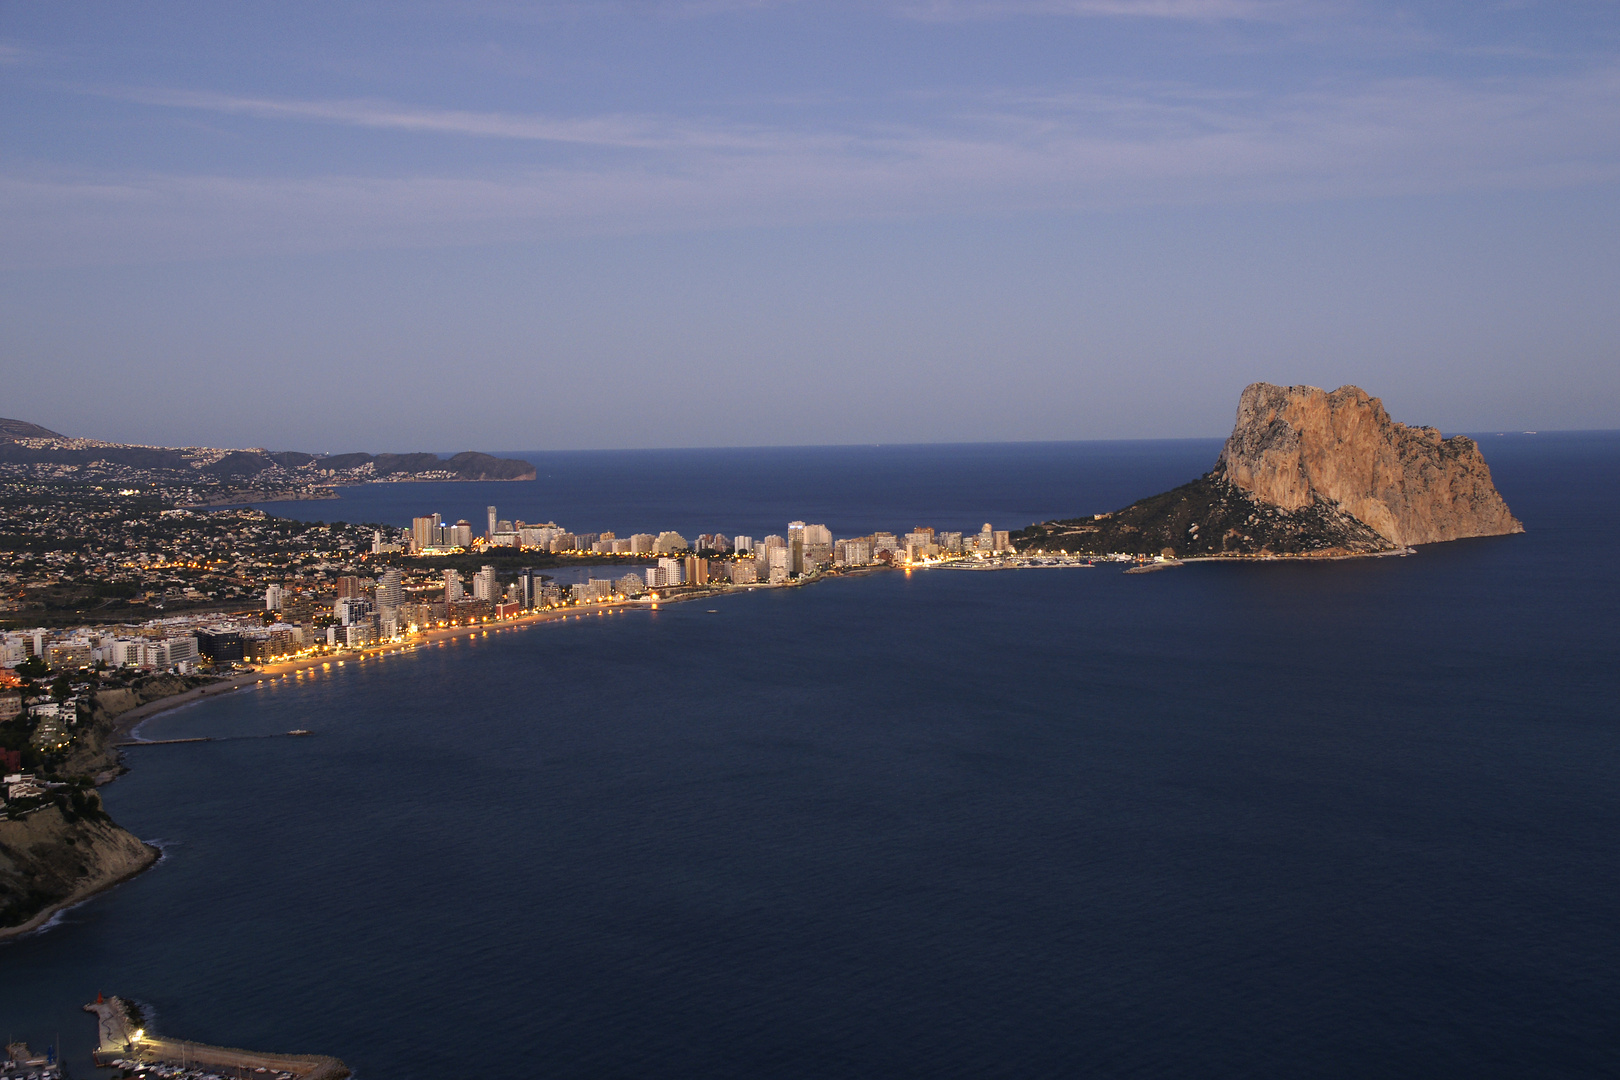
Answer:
[
  {"xmin": 1015, "ymin": 383, "xmax": 1524, "ymax": 558},
  {"xmin": 0, "ymin": 416, "xmax": 65, "ymax": 440},
  {"xmin": 0, "ymin": 418, "xmax": 536, "ymax": 483}
]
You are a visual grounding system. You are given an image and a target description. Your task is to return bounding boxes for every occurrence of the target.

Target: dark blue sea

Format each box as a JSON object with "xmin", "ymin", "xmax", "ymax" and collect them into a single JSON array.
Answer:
[{"xmin": 4, "ymin": 435, "xmax": 1619, "ymax": 1079}]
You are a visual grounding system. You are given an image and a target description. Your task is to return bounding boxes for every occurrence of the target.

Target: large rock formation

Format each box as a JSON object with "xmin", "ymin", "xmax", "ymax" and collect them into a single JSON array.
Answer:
[
  {"xmin": 1015, "ymin": 383, "xmax": 1522, "ymax": 558},
  {"xmin": 1214, "ymin": 383, "xmax": 1522, "ymax": 547}
]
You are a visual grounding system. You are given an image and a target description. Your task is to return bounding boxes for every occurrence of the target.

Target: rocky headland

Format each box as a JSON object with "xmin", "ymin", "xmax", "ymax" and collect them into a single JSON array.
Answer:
[
  {"xmin": 1016, "ymin": 382, "xmax": 1524, "ymax": 558},
  {"xmin": 0, "ymin": 795, "xmax": 158, "ymax": 938}
]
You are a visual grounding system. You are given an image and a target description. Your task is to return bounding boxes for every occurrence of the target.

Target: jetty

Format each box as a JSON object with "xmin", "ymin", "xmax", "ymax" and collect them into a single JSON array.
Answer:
[
  {"xmin": 85, "ymin": 996, "xmax": 348, "ymax": 1080},
  {"xmin": 114, "ymin": 737, "xmax": 213, "ymax": 747}
]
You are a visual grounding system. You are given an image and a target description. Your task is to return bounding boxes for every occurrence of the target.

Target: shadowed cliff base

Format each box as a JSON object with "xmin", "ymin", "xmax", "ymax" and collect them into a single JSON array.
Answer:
[{"xmin": 1015, "ymin": 382, "xmax": 1524, "ymax": 558}]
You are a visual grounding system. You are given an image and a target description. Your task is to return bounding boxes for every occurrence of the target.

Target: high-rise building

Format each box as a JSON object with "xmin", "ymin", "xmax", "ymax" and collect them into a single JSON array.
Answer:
[
  {"xmin": 375, "ymin": 568, "xmax": 403, "ymax": 613},
  {"xmin": 631, "ymin": 533, "xmax": 657, "ymax": 553},
  {"xmin": 685, "ymin": 556, "xmax": 708, "ymax": 586},
  {"xmin": 336, "ymin": 576, "xmax": 364, "ymax": 599},
  {"xmin": 412, "ymin": 516, "xmax": 437, "ymax": 551},
  {"xmin": 733, "ymin": 536, "xmax": 754, "ymax": 555},
  {"xmin": 487, "ymin": 506, "xmax": 498, "ymax": 539},
  {"xmin": 658, "ymin": 556, "xmax": 685, "ymax": 585},
  {"xmin": 264, "ymin": 584, "xmax": 283, "ymax": 611},
  {"xmin": 993, "ymin": 530, "xmax": 1011, "ymax": 553},
  {"xmin": 516, "ymin": 568, "xmax": 540, "ymax": 609},
  {"xmin": 803, "ymin": 524, "xmax": 832, "ymax": 547},
  {"xmin": 473, "ymin": 565, "xmax": 499, "ymax": 603},
  {"xmin": 654, "ymin": 531, "xmax": 689, "ymax": 554},
  {"xmin": 444, "ymin": 569, "xmax": 464, "ymax": 603},
  {"xmin": 438, "ymin": 521, "xmax": 471, "ymax": 548}
]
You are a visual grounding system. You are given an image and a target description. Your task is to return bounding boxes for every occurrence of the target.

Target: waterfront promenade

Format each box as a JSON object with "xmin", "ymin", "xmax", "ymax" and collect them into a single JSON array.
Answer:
[{"xmin": 114, "ymin": 584, "xmax": 745, "ymax": 737}]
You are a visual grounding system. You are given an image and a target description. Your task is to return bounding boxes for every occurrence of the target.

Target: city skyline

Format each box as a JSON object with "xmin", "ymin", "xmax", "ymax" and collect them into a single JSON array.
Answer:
[{"xmin": 3, "ymin": 2, "xmax": 1618, "ymax": 449}]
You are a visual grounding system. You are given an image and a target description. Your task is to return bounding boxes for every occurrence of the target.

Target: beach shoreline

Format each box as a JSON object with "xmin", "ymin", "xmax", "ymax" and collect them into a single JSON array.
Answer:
[{"xmin": 110, "ymin": 578, "xmax": 780, "ymax": 741}]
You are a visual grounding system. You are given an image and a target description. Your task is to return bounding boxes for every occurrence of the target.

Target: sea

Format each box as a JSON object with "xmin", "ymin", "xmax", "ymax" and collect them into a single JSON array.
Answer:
[{"xmin": 3, "ymin": 434, "xmax": 1618, "ymax": 1079}]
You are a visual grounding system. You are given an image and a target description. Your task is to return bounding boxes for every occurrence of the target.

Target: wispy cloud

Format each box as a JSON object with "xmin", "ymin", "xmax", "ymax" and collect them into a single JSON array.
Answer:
[
  {"xmin": 897, "ymin": 0, "xmax": 1302, "ymax": 22},
  {"xmin": 93, "ymin": 86, "xmax": 771, "ymax": 150},
  {"xmin": 7, "ymin": 66, "xmax": 1620, "ymax": 266}
]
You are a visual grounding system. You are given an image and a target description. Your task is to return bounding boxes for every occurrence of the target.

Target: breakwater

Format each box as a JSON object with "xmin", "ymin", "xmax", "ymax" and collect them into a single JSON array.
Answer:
[{"xmin": 86, "ymin": 997, "xmax": 348, "ymax": 1080}]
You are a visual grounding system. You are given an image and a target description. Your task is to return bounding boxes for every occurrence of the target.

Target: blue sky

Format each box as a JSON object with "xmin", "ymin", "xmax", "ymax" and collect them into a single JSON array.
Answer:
[{"xmin": 3, "ymin": 1, "xmax": 1618, "ymax": 451}]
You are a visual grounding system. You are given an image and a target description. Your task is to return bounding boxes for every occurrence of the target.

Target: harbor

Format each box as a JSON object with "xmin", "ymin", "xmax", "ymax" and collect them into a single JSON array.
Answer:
[
  {"xmin": 4, "ymin": 1042, "xmax": 64, "ymax": 1080},
  {"xmin": 84, "ymin": 998, "xmax": 347, "ymax": 1080}
]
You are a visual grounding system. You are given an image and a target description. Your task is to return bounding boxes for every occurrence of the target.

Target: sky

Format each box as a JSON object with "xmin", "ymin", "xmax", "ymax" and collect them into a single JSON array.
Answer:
[{"xmin": 2, "ymin": 0, "xmax": 1618, "ymax": 452}]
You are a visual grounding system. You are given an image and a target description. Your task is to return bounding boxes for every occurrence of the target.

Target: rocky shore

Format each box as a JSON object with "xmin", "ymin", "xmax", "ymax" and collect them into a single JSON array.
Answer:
[{"xmin": 0, "ymin": 797, "xmax": 158, "ymax": 939}]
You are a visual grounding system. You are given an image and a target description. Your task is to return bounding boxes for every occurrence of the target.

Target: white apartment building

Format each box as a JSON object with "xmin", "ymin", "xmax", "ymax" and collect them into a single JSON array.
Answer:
[{"xmin": 335, "ymin": 597, "xmax": 372, "ymax": 626}]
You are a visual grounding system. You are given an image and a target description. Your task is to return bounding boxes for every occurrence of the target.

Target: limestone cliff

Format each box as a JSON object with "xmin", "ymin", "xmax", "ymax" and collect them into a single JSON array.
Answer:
[
  {"xmin": 1214, "ymin": 383, "xmax": 1522, "ymax": 547},
  {"xmin": 1015, "ymin": 382, "xmax": 1522, "ymax": 558},
  {"xmin": 62, "ymin": 673, "xmax": 201, "ymax": 780},
  {"xmin": 0, "ymin": 794, "xmax": 158, "ymax": 937}
]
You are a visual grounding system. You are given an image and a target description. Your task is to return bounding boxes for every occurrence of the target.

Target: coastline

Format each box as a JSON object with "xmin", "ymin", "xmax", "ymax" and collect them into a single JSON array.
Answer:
[
  {"xmin": 111, "ymin": 580, "xmax": 769, "ymax": 741},
  {"xmin": 15, "ymin": 549, "xmax": 1395, "ymax": 942},
  {"xmin": 105, "ymin": 547, "xmax": 1416, "ymax": 744}
]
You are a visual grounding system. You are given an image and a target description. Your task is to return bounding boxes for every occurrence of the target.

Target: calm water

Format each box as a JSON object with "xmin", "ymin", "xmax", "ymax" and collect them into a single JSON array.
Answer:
[
  {"xmin": 4, "ymin": 435, "xmax": 1618, "ymax": 1079},
  {"xmin": 247, "ymin": 438, "xmax": 1229, "ymax": 539}
]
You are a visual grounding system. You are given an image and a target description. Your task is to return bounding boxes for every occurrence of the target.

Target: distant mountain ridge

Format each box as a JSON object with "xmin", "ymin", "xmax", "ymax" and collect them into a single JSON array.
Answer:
[{"xmin": 0, "ymin": 417, "xmax": 536, "ymax": 483}]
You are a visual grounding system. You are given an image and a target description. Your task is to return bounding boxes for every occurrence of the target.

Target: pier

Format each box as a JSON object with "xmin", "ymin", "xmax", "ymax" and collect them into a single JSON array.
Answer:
[{"xmin": 114, "ymin": 737, "xmax": 213, "ymax": 747}]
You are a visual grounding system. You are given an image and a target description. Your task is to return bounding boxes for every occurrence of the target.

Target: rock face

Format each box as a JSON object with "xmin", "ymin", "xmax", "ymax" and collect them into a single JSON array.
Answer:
[
  {"xmin": 0, "ymin": 796, "xmax": 159, "ymax": 937},
  {"xmin": 1014, "ymin": 382, "xmax": 1522, "ymax": 558},
  {"xmin": 1215, "ymin": 383, "xmax": 1522, "ymax": 547}
]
